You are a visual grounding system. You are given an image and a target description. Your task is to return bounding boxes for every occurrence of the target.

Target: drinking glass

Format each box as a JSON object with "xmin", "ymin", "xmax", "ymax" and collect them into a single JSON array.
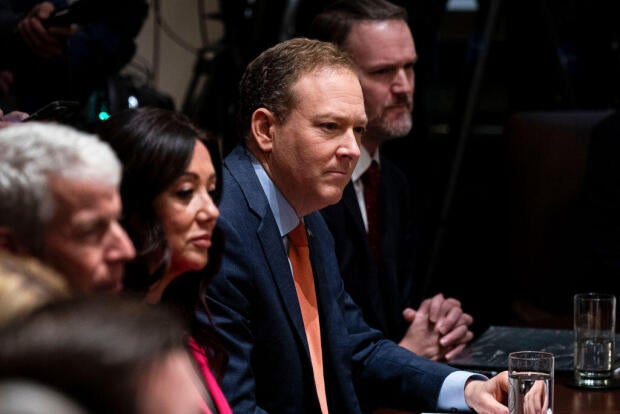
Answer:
[
  {"xmin": 573, "ymin": 292, "xmax": 616, "ymax": 388},
  {"xmin": 508, "ymin": 351, "xmax": 554, "ymax": 414}
]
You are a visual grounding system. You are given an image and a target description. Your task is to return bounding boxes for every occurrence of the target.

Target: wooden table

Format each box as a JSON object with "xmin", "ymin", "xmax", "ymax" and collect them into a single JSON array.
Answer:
[
  {"xmin": 448, "ymin": 325, "xmax": 620, "ymax": 413},
  {"xmin": 554, "ymin": 373, "xmax": 620, "ymax": 414},
  {"xmin": 406, "ymin": 372, "xmax": 620, "ymax": 414}
]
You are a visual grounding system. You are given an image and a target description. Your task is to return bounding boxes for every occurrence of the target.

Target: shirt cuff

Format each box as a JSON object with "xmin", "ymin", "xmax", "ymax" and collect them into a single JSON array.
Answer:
[{"xmin": 436, "ymin": 371, "xmax": 488, "ymax": 413}]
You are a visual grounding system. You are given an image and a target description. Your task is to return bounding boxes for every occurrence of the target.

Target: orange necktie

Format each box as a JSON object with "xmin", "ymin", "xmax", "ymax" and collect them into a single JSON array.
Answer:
[{"xmin": 288, "ymin": 221, "xmax": 328, "ymax": 414}]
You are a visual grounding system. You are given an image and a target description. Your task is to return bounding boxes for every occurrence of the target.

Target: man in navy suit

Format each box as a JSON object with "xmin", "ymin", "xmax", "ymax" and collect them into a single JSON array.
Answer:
[
  {"xmin": 314, "ymin": 0, "xmax": 474, "ymax": 361},
  {"xmin": 204, "ymin": 37, "xmax": 510, "ymax": 413}
]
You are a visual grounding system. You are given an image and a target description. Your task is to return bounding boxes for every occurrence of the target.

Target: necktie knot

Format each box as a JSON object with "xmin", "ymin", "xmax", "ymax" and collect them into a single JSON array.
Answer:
[
  {"xmin": 362, "ymin": 160, "xmax": 380, "ymax": 189},
  {"xmin": 289, "ymin": 221, "xmax": 308, "ymax": 247}
]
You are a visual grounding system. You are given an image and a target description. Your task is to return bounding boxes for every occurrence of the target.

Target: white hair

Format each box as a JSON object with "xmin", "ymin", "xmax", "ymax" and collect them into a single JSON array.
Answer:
[{"xmin": 0, "ymin": 122, "xmax": 122, "ymax": 253}]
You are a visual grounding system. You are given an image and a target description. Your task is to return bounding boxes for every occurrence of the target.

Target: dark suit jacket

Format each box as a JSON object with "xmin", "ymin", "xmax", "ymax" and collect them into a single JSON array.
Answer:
[
  {"xmin": 320, "ymin": 156, "xmax": 424, "ymax": 342},
  {"xmin": 205, "ymin": 146, "xmax": 457, "ymax": 414}
]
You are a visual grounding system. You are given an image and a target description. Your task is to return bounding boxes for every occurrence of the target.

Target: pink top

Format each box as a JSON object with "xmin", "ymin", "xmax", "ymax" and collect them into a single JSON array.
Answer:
[{"xmin": 188, "ymin": 337, "xmax": 233, "ymax": 414}]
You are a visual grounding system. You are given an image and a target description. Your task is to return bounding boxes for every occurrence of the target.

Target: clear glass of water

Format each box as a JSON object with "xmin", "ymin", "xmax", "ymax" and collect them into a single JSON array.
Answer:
[
  {"xmin": 508, "ymin": 351, "xmax": 554, "ymax": 414},
  {"xmin": 573, "ymin": 292, "xmax": 616, "ymax": 388}
]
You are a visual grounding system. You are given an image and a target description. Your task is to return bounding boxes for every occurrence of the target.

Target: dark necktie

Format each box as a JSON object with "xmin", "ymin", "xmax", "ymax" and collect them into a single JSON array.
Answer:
[
  {"xmin": 288, "ymin": 221, "xmax": 328, "ymax": 414},
  {"xmin": 362, "ymin": 160, "xmax": 381, "ymax": 265}
]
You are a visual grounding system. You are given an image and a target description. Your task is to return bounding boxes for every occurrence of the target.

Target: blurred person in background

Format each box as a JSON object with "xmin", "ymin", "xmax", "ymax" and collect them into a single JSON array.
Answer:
[
  {"xmin": 0, "ymin": 251, "xmax": 69, "ymax": 328},
  {"xmin": 0, "ymin": 0, "xmax": 148, "ymax": 113},
  {"xmin": 0, "ymin": 380, "xmax": 89, "ymax": 414},
  {"xmin": 0, "ymin": 121, "xmax": 136, "ymax": 293},
  {"xmin": 0, "ymin": 295, "xmax": 209, "ymax": 414},
  {"xmin": 0, "ymin": 250, "xmax": 83, "ymax": 414}
]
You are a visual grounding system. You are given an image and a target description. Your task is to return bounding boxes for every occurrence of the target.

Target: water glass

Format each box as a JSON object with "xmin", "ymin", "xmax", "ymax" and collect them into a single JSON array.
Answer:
[
  {"xmin": 508, "ymin": 351, "xmax": 554, "ymax": 414},
  {"xmin": 573, "ymin": 292, "xmax": 616, "ymax": 387}
]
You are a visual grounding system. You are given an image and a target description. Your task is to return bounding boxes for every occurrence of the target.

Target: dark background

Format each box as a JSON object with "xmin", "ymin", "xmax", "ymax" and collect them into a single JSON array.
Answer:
[{"xmin": 183, "ymin": 0, "xmax": 620, "ymax": 333}]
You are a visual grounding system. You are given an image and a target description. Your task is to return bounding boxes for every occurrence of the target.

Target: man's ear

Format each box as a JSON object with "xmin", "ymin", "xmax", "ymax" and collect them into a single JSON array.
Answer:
[
  {"xmin": 250, "ymin": 108, "xmax": 276, "ymax": 153},
  {"xmin": 0, "ymin": 227, "xmax": 26, "ymax": 254}
]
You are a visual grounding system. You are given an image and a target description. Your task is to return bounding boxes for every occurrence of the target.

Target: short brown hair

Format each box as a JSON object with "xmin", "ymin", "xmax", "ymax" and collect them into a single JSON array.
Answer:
[
  {"xmin": 237, "ymin": 37, "xmax": 355, "ymax": 142},
  {"xmin": 311, "ymin": 0, "xmax": 408, "ymax": 47}
]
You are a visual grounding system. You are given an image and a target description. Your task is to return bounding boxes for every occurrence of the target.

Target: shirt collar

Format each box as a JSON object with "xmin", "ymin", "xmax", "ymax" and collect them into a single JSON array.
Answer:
[
  {"xmin": 250, "ymin": 154, "xmax": 300, "ymax": 237},
  {"xmin": 352, "ymin": 145, "xmax": 381, "ymax": 182}
]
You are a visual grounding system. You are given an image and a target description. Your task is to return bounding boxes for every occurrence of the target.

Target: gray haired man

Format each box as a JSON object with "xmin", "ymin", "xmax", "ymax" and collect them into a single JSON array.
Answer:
[{"xmin": 0, "ymin": 121, "xmax": 135, "ymax": 293}]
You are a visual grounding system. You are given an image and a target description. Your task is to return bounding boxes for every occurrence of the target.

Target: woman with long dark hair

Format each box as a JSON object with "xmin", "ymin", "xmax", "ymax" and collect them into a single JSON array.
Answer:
[{"xmin": 97, "ymin": 107, "xmax": 230, "ymax": 414}]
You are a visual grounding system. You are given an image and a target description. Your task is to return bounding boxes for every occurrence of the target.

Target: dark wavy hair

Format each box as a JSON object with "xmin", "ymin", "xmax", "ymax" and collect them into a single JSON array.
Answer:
[{"xmin": 96, "ymin": 107, "xmax": 227, "ymax": 377}]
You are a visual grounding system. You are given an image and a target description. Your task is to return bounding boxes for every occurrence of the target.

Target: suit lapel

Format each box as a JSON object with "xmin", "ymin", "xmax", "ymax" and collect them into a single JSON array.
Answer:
[
  {"xmin": 257, "ymin": 219, "xmax": 308, "ymax": 345},
  {"xmin": 379, "ymin": 159, "xmax": 401, "ymax": 254},
  {"xmin": 342, "ymin": 174, "xmax": 388, "ymax": 331},
  {"xmin": 225, "ymin": 147, "xmax": 309, "ymax": 354},
  {"xmin": 341, "ymin": 182, "xmax": 368, "ymax": 241}
]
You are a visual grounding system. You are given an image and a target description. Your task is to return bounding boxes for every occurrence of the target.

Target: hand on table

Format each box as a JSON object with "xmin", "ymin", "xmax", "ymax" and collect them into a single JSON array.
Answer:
[
  {"xmin": 464, "ymin": 371, "xmax": 509, "ymax": 414},
  {"xmin": 522, "ymin": 378, "xmax": 550, "ymax": 414}
]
